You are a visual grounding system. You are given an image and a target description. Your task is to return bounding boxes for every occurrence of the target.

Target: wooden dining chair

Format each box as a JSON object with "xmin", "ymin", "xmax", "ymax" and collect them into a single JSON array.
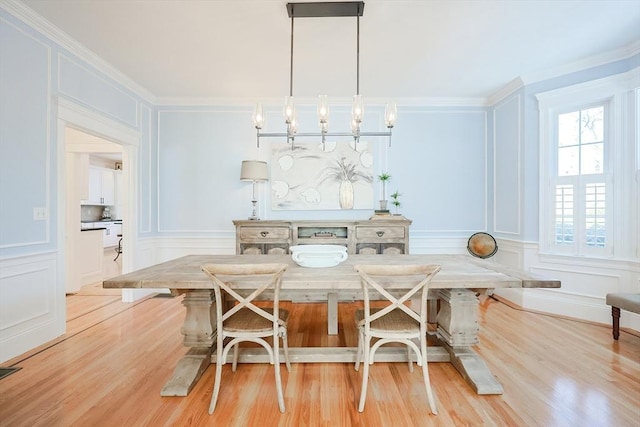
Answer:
[
  {"xmin": 201, "ymin": 263, "xmax": 291, "ymax": 414},
  {"xmin": 354, "ymin": 264, "xmax": 441, "ymax": 414}
]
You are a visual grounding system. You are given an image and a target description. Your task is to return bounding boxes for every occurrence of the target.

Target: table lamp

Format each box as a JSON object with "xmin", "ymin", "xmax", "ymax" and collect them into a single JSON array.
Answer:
[{"xmin": 240, "ymin": 160, "xmax": 268, "ymax": 220}]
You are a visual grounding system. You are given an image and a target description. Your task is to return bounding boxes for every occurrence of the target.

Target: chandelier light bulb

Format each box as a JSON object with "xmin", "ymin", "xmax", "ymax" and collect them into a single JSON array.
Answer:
[
  {"xmin": 384, "ymin": 101, "xmax": 397, "ymax": 128},
  {"xmin": 252, "ymin": 103, "xmax": 265, "ymax": 129},
  {"xmin": 317, "ymin": 95, "xmax": 330, "ymax": 124},
  {"xmin": 351, "ymin": 117, "xmax": 360, "ymax": 134},
  {"xmin": 283, "ymin": 96, "xmax": 296, "ymax": 123},
  {"xmin": 351, "ymin": 94, "xmax": 364, "ymax": 124}
]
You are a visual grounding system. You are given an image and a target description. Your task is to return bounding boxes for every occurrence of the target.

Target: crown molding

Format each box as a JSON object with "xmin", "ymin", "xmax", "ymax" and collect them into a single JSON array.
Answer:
[
  {"xmin": 486, "ymin": 77, "xmax": 524, "ymax": 106},
  {"xmin": 520, "ymin": 39, "xmax": 640, "ymax": 87},
  {"xmin": 485, "ymin": 40, "xmax": 639, "ymax": 107},
  {"xmin": 1, "ymin": 0, "xmax": 157, "ymax": 104}
]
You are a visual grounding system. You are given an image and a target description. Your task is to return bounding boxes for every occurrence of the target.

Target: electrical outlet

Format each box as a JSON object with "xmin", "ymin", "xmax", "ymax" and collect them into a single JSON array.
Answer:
[{"xmin": 33, "ymin": 207, "xmax": 47, "ymax": 220}]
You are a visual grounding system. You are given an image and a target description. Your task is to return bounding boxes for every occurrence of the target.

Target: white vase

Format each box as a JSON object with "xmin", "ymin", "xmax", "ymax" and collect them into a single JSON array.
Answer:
[
  {"xmin": 379, "ymin": 200, "xmax": 388, "ymax": 211},
  {"xmin": 339, "ymin": 180, "xmax": 354, "ymax": 209}
]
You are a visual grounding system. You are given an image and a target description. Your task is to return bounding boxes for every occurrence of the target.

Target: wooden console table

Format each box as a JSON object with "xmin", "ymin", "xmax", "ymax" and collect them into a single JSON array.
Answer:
[
  {"xmin": 233, "ymin": 218, "xmax": 412, "ymax": 255},
  {"xmin": 103, "ymin": 254, "xmax": 560, "ymax": 398}
]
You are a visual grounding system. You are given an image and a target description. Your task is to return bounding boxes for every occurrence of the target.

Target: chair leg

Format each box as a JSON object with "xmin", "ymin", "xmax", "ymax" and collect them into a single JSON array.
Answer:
[
  {"xmin": 357, "ymin": 336, "xmax": 370, "ymax": 412},
  {"xmin": 232, "ymin": 344, "xmax": 239, "ymax": 372},
  {"xmin": 355, "ymin": 327, "xmax": 363, "ymax": 371},
  {"xmin": 420, "ymin": 338, "xmax": 437, "ymax": 415},
  {"xmin": 281, "ymin": 328, "xmax": 292, "ymax": 372},
  {"xmin": 209, "ymin": 339, "xmax": 225, "ymax": 414},
  {"xmin": 612, "ymin": 306, "xmax": 621, "ymax": 340},
  {"xmin": 407, "ymin": 345, "xmax": 414, "ymax": 372},
  {"xmin": 273, "ymin": 335, "xmax": 286, "ymax": 413}
]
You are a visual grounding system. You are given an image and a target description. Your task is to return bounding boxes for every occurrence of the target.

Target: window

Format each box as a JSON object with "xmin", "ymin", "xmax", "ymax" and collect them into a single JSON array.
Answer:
[
  {"xmin": 537, "ymin": 70, "xmax": 640, "ymax": 260},
  {"xmin": 552, "ymin": 104, "xmax": 609, "ymax": 253}
]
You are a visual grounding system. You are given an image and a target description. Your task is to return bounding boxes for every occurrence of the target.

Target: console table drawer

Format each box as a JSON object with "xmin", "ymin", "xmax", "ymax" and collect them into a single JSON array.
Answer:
[
  {"xmin": 356, "ymin": 226, "xmax": 405, "ymax": 240},
  {"xmin": 239, "ymin": 227, "xmax": 290, "ymax": 241}
]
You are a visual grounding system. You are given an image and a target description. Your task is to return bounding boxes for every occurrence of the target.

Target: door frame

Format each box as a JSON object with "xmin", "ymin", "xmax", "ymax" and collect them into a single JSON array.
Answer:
[{"xmin": 57, "ymin": 98, "xmax": 140, "ymax": 298}]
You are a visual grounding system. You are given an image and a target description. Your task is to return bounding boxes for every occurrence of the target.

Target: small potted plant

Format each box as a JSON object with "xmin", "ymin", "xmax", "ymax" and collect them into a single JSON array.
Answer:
[
  {"xmin": 377, "ymin": 172, "xmax": 391, "ymax": 211},
  {"xmin": 390, "ymin": 190, "xmax": 401, "ymax": 215}
]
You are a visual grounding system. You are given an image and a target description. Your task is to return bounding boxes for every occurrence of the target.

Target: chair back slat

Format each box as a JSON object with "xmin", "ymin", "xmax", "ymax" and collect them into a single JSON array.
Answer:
[
  {"xmin": 201, "ymin": 263, "xmax": 288, "ymax": 325},
  {"xmin": 355, "ymin": 264, "xmax": 441, "ymax": 326}
]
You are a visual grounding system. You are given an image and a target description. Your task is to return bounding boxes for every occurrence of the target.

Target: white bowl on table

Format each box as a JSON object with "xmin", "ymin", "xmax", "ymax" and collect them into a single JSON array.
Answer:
[{"xmin": 289, "ymin": 244, "xmax": 348, "ymax": 268}]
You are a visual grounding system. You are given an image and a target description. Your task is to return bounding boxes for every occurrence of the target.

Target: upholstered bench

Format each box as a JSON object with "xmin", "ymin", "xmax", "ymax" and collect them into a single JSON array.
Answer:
[{"xmin": 605, "ymin": 293, "xmax": 640, "ymax": 340}]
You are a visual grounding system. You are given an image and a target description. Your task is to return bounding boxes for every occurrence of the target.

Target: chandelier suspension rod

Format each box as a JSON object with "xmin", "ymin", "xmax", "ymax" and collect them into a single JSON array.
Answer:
[
  {"xmin": 356, "ymin": 14, "xmax": 360, "ymax": 95},
  {"xmin": 289, "ymin": 7, "xmax": 294, "ymax": 97}
]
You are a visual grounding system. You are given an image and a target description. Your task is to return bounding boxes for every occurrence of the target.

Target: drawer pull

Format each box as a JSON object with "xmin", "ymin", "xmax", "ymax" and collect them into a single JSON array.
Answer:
[
  {"xmin": 376, "ymin": 231, "xmax": 384, "ymax": 237},
  {"xmin": 260, "ymin": 231, "xmax": 269, "ymax": 238}
]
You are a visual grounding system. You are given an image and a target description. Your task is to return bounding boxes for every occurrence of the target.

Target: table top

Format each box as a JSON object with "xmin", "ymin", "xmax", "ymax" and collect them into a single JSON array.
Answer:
[{"xmin": 103, "ymin": 254, "xmax": 560, "ymax": 291}]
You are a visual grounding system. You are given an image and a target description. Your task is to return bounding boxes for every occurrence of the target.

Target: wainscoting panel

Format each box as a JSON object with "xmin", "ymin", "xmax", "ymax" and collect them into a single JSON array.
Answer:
[
  {"xmin": 492, "ymin": 239, "xmax": 640, "ymax": 331},
  {"xmin": 0, "ymin": 252, "xmax": 64, "ymax": 363},
  {"xmin": 410, "ymin": 236, "xmax": 468, "ymax": 255}
]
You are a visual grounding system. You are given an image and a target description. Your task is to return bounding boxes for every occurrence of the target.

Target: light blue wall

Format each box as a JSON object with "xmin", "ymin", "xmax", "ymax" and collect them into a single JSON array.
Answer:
[
  {"xmin": 0, "ymin": 14, "xmax": 51, "ymax": 251},
  {"xmin": 157, "ymin": 108, "xmax": 255, "ymax": 233},
  {"xmin": 138, "ymin": 104, "xmax": 154, "ymax": 235},
  {"xmin": 154, "ymin": 105, "xmax": 490, "ymax": 235},
  {"xmin": 0, "ymin": 9, "xmax": 152, "ymax": 258},
  {"xmin": 58, "ymin": 55, "xmax": 138, "ymax": 128},
  {"xmin": 493, "ymin": 94, "xmax": 522, "ymax": 238},
  {"xmin": 389, "ymin": 108, "xmax": 488, "ymax": 235}
]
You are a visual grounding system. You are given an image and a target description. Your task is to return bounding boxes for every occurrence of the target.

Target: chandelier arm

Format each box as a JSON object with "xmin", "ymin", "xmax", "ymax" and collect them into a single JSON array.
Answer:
[{"xmin": 258, "ymin": 131, "xmax": 392, "ymax": 138}]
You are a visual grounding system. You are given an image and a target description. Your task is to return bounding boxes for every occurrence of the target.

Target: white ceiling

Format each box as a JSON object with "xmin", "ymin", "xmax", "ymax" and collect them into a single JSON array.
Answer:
[{"xmin": 18, "ymin": 0, "xmax": 640, "ymax": 103}]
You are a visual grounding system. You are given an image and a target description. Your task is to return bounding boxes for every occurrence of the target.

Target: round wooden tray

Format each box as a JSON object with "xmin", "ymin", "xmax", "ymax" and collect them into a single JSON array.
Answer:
[{"xmin": 467, "ymin": 232, "xmax": 498, "ymax": 258}]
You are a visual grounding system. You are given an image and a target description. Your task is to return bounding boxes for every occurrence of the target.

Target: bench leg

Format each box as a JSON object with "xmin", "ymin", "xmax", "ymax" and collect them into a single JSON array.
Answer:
[{"xmin": 611, "ymin": 306, "xmax": 620, "ymax": 340}]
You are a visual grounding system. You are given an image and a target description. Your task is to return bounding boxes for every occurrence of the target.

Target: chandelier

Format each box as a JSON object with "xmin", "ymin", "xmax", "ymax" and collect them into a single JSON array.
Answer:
[{"xmin": 252, "ymin": 1, "xmax": 397, "ymax": 148}]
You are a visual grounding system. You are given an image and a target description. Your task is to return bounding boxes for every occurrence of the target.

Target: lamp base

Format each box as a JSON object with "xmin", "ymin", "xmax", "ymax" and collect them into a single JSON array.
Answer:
[{"xmin": 248, "ymin": 199, "xmax": 260, "ymax": 220}]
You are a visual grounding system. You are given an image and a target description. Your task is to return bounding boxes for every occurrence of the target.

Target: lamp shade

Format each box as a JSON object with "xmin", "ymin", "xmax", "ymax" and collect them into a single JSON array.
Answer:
[{"xmin": 240, "ymin": 160, "xmax": 268, "ymax": 181}]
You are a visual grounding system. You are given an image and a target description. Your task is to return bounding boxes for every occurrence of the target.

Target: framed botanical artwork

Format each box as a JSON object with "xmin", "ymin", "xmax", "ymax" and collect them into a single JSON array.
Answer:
[{"xmin": 271, "ymin": 141, "xmax": 374, "ymax": 210}]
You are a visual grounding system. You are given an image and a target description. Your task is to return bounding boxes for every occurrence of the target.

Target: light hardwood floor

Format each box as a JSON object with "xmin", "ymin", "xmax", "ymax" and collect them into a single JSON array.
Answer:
[{"xmin": 0, "ymin": 290, "xmax": 638, "ymax": 427}]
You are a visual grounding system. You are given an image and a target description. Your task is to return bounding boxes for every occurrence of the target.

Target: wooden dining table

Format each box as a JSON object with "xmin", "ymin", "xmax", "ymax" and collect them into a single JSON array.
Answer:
[{"xmin": 103, "ymin": 254, "xmax": 560, "ymax": 397}]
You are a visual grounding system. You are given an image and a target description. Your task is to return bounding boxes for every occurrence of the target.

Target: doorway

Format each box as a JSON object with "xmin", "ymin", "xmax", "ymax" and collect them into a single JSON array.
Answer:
[{"xmin": 65, "ymin": 126, "xmax": 125, "ymax": 293}]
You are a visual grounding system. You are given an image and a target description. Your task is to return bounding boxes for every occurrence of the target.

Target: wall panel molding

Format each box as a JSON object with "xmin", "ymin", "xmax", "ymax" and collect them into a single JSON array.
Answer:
[
  {"xmin": 493, "ymin": 94, "xmax": 522, "ymax": 235},
  {"xmin": 0, "ymin": 16, "xmax": 51, "ymax": 250},
  {"xmin": 0, "ymin": 252, "xmax": 63, "ymax": 363},
  {"xmin": 58, "ymin": 54, "xmax": 139, "ymax": 128}
]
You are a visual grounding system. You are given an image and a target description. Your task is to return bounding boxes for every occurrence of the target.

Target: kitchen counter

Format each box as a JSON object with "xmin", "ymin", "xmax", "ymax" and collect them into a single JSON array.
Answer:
[
  {"xmin": 81, "ymin": 219, "xmax": 122, "ymax": 231},
  {"xmin": 80, "ymin": 221, "xmax": 122, "ymax": 247}
]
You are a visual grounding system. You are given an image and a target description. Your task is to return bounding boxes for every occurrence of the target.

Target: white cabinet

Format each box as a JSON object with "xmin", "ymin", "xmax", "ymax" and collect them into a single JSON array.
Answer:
[
  {"xmin": 101, "ymin": 169, "xmax": 115, "ymax": 205},
  {"xmin": 78, "ymin": 229, "xmax": 104, "ymax": 287},
  {"xmin": 84, "ymin": 167, "xmax": 115, "ymax": 205}
]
